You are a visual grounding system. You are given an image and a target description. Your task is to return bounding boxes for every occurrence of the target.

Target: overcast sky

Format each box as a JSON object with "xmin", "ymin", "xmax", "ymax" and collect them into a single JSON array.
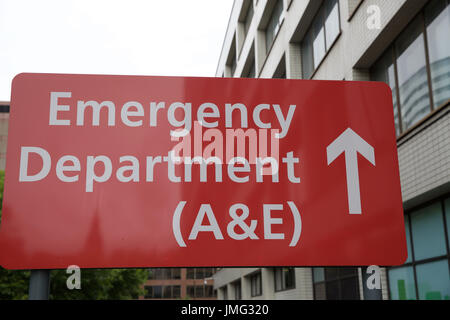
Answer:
[{"xmin": 0, "ymin": 0, "xmax": 234, "ymax": 101}]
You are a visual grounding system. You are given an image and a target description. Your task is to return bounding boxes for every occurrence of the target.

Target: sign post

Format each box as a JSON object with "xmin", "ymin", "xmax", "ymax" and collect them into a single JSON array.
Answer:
[{"xmin": 28, "ymin": 270, "xmax": 50, "ymax": 300}]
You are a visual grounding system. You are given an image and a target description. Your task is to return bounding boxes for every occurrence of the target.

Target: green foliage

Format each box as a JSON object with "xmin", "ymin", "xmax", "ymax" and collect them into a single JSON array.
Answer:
[
  {"xmin": 49, "ymin": 268, "xmax": 148, "ymax": 300},
  {"xmin": 0, "ymin": 170, "xmax": 147, "ymax": 299}
]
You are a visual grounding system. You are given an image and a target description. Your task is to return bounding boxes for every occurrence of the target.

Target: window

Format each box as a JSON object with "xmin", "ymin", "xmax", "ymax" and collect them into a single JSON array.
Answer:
[
  {"xmin": 186, "ymin": 268, "xmax": 215, "ymax": 280},
  {"xmin": 425, "ymin": 0, "xmax": 450, "ymax": 108},
  {"xmin": 371, "ymin": 0, "xmax": 450, "ymax": 135},
  {"xmin": 144, "ymin": 285, "xmax": 180, "ymax": 299},
  {"xmin": 205, "ymin": 285, "xmax": 215, "ymax": 298},
  {"xmin": 0, "ymin": 104, "xmax": 9, "ymax": 113},
  {"xmin": 265, "ymin": 0, "xmax": 284, "ymax": 53},
  {"xmin": 274, "ymin": 267, "xmax": 295, "ymax": 291},
  {"xmin": 195, "ymin": 268, "xmax": 205, "ymax": 280},
  {"xmin": 396, "ymin": 15, "xmax": 430, "ymax": 131},
  {"xmin": 204, "ymin": 268, "xmax": 213, "ymax": 278},
  {"xmin": 247, "ymin": 59, "xmax": 256, "ymax": 78},
  {"xmin": 244, "ymin": 1, "xmax": 254, "ymax": 36},
  {"xmin": 388, "ymin": 196, "xmax": 450, "ymax": 300},
  {"xmin": 371, "ymin": 47, "xmax": 401, "ymax": 135},
  {"xmin": 301, "ymin": 0, "xmax": 341, "ymax": 79},
  {"xmin": 313, "ymin": 267, "xmax": 360, "ymax": 300},
  {"xmin": 273, "ymin": 55, "xmax": 286, "ymax": 78},
  {"xmin": 242, "ymin": 44, "xmax": 256, "ymax": 78},
  {"xmin": 234, "ymin": 280, "xmax": 242, "ymax": 300},
  {"xmin": 227, "ymin": 37, "xmax": 237, "ymax": 77},
  {"xmin": 222, "ymin": 286, "xmax": 228, "ymax": 300},
  {"xmin": 148, "ymin": 268, "xmax": 181, "ymax": 280},
  {"xmin": 250, "ymin": 272, "xmax": 262, "ymax": 297},
  {"xmin": 187, "ymin": 285, "xmax": 215, "ymax": 298},
  {"xmin": 187, "ymin": 268, "xmax": 195, "ymax": 279}
]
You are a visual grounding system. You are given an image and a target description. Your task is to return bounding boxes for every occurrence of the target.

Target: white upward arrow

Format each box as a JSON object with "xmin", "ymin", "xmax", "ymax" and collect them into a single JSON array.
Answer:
[{"xmin": 327, "ymin": 128, "xmax": 375, "ymax": 214}]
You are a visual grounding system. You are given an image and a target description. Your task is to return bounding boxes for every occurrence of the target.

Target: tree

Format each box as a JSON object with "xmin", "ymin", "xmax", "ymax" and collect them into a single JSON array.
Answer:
[{"xmin": 0, "ymin": 170, "xmax": 148, "ymax": 299}]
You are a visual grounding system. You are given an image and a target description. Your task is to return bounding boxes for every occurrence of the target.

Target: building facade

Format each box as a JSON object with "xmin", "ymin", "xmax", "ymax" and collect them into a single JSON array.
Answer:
[
  {"xmin": 214, "ymin": 0, "xmax": 450, "ymax": 300},
  {"xmin": 140, "ymin": 268, "xmax": 217, "ymax": 300}
]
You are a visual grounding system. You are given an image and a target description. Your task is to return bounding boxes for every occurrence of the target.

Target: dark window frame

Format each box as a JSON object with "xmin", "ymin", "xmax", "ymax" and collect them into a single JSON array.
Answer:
[
  {"xmin": 370, "ymin": 0, "xmax": 450, "ymax": 138},
  {"xmin": 300, "ymin": 0, "xmax": 342, "ymax": 79},
  {"xmin": 274, "ymin": 267, "xmax": 296, "ymax": 292},
  {"xmin": 265, "ymin": 0, "xmax": 285, "ymax": 56},
  {"xmin": 144, "ymin": 285, "xmax": 181, "ymax": 299},
  {"xmin": 233, "ymin": 280, "xmax": 242, "ymax": 300},
  {"xmin": 312, "ymin": 267, "xmax": 360, "ymax": 300},
  {"xmin": 148, "ymin": 268, "xmax": 181, "ymax": 280},
  {"xmin": 250, "ymin": 271, "xmax": 263, "ymax": 297},
  {"xmin": 386, "ymin": 193, "xmax": 450, "ymax": 300}
]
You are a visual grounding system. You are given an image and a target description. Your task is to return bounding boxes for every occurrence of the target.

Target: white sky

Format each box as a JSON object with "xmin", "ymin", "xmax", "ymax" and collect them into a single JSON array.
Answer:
[{"xmin": 0, "ymin": 0, "xmax": 234, "ymax": 101}]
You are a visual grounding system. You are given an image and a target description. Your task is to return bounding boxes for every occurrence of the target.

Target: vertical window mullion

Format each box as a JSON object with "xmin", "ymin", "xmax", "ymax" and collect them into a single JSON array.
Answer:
[
  {"xmin": 440, "ymin": 199, "xmax": 450, "ymax": 279},
  {"xmin": 392, "ymin": 45, "xmax": 404, "ymax": 134},
  {"xmin": 322, "ymin": 5, "xmax": 328, "ymax": 49},
  {"xmin": 408, "ymin": 214, "xmax": 419, "ymax": 299},
  {"xmin": 421, "ymin": 11, "xmax": 435, "ymax": 111}
]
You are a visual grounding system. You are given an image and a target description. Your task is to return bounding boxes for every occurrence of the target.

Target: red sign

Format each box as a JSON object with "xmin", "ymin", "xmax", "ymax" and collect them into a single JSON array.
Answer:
[{"xmin": 0, "ymin": 73, "xmax": 406, "ymax": 269}]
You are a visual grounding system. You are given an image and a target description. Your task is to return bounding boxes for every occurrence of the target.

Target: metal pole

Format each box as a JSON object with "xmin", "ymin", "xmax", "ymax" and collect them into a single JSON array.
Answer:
[
  {"xmin": 361, "ymin": 266, "xmax": 382, "ymax": 300},
  {"xmin": 28, "ymin": 269, "xmax": 50, "ymax": 300}
]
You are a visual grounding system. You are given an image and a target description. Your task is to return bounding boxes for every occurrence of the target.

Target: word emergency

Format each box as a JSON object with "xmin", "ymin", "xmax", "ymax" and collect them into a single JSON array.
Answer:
[{"xmin": 18, "ymin": 92, "xmax": 302, "ymax": 192}]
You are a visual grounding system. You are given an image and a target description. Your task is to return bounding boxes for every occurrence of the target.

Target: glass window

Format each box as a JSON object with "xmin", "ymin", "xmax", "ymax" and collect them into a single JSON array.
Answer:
[
  {"xmin": 205, "ymin": 285, "xmax": 215, "ymax": 297},
  {"xmin": 251, "ymin": 272, "xmax": 262, "ymax": 296},
  {"xmin": 234, "ymin": 281, "xmax": 242, "ymax": 300},
  {"xmin": 265, "ymin": 0, "xmax": 284, "ymax": 53},
  {"xmin": 446, "ymin": 198, "xmax": 450, "ymax": 248},
  {"xmin": 204, "ymin": 268, "xmax": 213, "ymax": 278},
  {"xmin": 274, "ymin": 268, "xmax": 283, "ymax": 291},
  {"xmin": 173, "ymin": 286, "xmax": 181, "ymax": 298},
  {"xmin": 340, "ymin": 276, "xmax": 360, "ymax": 300},
  {"xmin": 274, "ymin": 267, "xmax": 295, "ymax": 291},
  {"xmin": 410, "ymin": 202, "xmax": 446, "ymax": 261},
  {"xmin": 370, "ymin": 48, "xmax": 401, "ymax": 135},
  {"xmin": 152, "ymin": 286, "xmax": 162, "ymax": 299},
  {"xmin": 416, "ymin": 260, "xmax": 450, "ymax": 300},
  {"xmin": 301, "ymin": 0, "xmax": 341, "ymax": 78},
  {"xmin": 301, "ymin": 28, "xmax": 314, "ymax": 79},
  {"xmin": 312, "ymin": 17, "xmax": 326, "ymax": 68},
  {"xmin": 314, "ymin": 282, "xmax": 326, "ymax": 300},
  {"xmin": 187, "ymin": 268, "xmax": 195, "ymax": 279},
  {"xmin": 187, "ymin": 285, "xmax": 195, "ymax": 298},
  {"xmin": 248, "ymin": 59, "xmax": 256, "ymax": 78},
  {"xmin": 325, "ymin": 0, "xmax": 340, "ymax": 50},
  {"xmin": 388, "ymin": 197, "xmax": 450, "ymax": 300},
  {"xmin": 405, "ymin": 216, "xmax": 413, "ymax": 264},
  {"xmin": 144, "ymin": 285, "xmax": 152, "ymax": 299},
  {"xmin": 244, "ymin": 2, "xmax": 254, "ymax": 35},
  {"xmin": 230, "ymin": 49, "xmax": 237, "ymax": 77},
  {"xmin": 163, "ymin": 286, "xmax": 172, "ymax": 298},
  {"xmin": 326, "ymin": 280, "xmax": 340, "ymax": 300},
  {"xmin": 313, "ymin": 268, "xmax": 325, "ymax": 283},
  {"xmin": 154, "ymin": 268, "xmax": 163, "ymax": 279},
  {"xmin": 388, "ymin": 266, "xmax": 417, "ymax": 300},
  {"xmin": 195, "ymin": 285, "xmax": 204, "ymax": 298},
  {"xmin": 195, "ymin": 268, "xmax": 205, "ymax": 279},
  {"xmin": 425, "ymin": 0, "xmax": 450, "ymax": 108},
  {"xmin": 173, "ymin": 268, "xmax": 181, "ymax": 279},
  {"xmin": 396, "ymin": 15, "xmax": 431, "ymax": 130},
  {"xmin": 313, "ymin": 267, "xmax": 359, "ymax": 300}
]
